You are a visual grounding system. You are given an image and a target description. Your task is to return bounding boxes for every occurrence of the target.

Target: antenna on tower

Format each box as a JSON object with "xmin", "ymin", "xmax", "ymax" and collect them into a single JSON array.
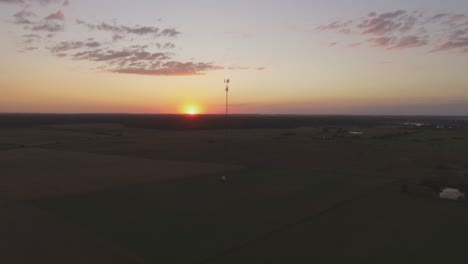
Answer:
[
  {"xmin": 220, "ymin": 79, "xmax": 231, "ymax": 183},
  {"xmin": 224, "ymin": 79, "xmax": 230, "ymax": 118}
]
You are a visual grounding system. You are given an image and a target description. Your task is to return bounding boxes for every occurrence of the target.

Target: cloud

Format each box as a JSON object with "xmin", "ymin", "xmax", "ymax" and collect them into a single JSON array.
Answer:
[
  {"xmin": 72, "ymin": 48, "xmax": 170, "ymax": 63},
  {"xmin": 31, "ymin": 22, "xmax": 63, "ymax": 32},
  {"xmin": 23, "ymin": 33, "xmax": 41, "ymax": 43},
  {"xmin": 317, "ymin": 20, "xmax": 352, "ymax": 32},
  {"xmin": 432, "ymin": 39, "xmax": 468, "ymax": 53},
  {"xmin": 154, "ymin": 42, "xmax": 176, "ymax": 50},
  {"xmin": 112, "ymin": 62, "xmax": 222, "ymax": 76},
  {"xmin": 358, "ymin": 17, "xmax": 402, "ymax": 35},
  {"xmin": 45, "ymin": 10, "xmax": 64, "ymax": 21},
  {"xmin": 227, "ymin": 66, "xmax": 250, "ymax": 70},
  {"xmin": 347, "ymin": 43, "xmax": 361, "ymax": 48},
  {"xmin": 391, "ymin": 35, "xmax": 428, "ymax": 49},
  {"xmin": 13, "ymin": 9, "xmax": 35, "ymax": 24},
  {"xmin": 430, "ymin": 13, "xmax": 449, "ymax": 21},
  {"xmin": 378, "ymin": 10, "xmax": 406, "ymax": 19},
  {"xmin": 0, "ymin": 0, "xmax": 24, "ymax": 3},
  {"xmin": 400, "ymin": 16, "xmax": 417, "ymax": 32},
  {"xmin": 23, "ymin": 38, "xmax": 36, "ymax": 44},
  {"xmin": 163, "ymin": 42, "xmax": 175, "ymax": 49},
  {"xmin": 0, "ymin": 0, "xmax": 61, "ymax": 4},
  {"xmin": 318, "ymin": 9, "xmax": 468, "ymax": 54},
  {"xmin": 76, "ymin": 20, "xmax": 180, "ymax": 37},
  {"xmin": 338, "ymin": 28, "xmax": 352, "ymax": 34},
  {"xmin": 62, "ymin": 0, "xmax": 69, "ymax": 6},
  {"xmin": 112, "ymin": 34, "xmax": 124, "ymax": 42},
  {"xmin": 431, "ymin": 23, "xmax": 468, "ymax": 52},
  {"xmin": 23, "ymin": 33, "xmax": 41, "ymax": 38},
  {"xmin": 6, "ymin": 8, "xmax": 257, "ymax": 76},
  {"xmin": 47, "ymin": 43, "xmax": 222, "ymax": 76},
  {"xmin": 48, "ymin": 40, "xmax": 101, "ymax": 54},
  {"xmin": 446, "ymin": 14, "xmax": 467, "ymax": 24},
  {"xmin": 369, "ymin": 37, "xmax": 393, "ymax": 48},
  {"xmin": 34, "ymin": 0, "xmax": 61, "ymax": 4},
  {"xmin": 369, "ymin": 35, "xmax": 428, "ymax": 50},
  {"xmin": 10, "ymin": 6, "xmax": 66, "ymax": 34},
  {"xmin": 20, "ymin": 33, "xmax": 42, "ymax": 51}
]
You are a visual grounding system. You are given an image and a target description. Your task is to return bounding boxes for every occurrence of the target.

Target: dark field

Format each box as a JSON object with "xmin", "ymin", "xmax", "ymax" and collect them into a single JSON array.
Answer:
[{"xmin": 1, "ymin": 114, "xmax": 468, "ymax": 264}]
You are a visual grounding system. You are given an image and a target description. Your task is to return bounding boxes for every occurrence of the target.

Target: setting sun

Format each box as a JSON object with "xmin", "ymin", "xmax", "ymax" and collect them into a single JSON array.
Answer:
[{"xmin": 185, "ymin": 107, "xmax": 199, "ymax": 115}]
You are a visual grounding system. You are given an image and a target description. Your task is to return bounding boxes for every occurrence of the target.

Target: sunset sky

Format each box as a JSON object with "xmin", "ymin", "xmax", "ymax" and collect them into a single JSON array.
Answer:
[{"xmin": 1, "ymin": 0, "xmax": 468, "ymax": 115}]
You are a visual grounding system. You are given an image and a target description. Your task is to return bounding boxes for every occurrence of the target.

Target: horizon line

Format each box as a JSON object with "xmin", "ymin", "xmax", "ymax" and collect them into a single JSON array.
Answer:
[{"xmin": 1, "ymin": 112, "xmax": 467, "ymax": 118}]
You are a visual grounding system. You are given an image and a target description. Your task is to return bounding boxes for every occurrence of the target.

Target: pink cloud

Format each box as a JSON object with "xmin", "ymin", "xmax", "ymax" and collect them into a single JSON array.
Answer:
[
  {"xmin": 359, "ymin": 18, "xmax": 401, "ymax": 35},
  {"xmin": 447, "ymin": 14, "xmax": 467, "ymax": 24},
  {"xmin": 432, "ymin": 40, "xmax": 468, "ymax": 53},
  {"xmin": 369, "ymin": 37, "xmax": 393, "ymax": 48},
  {"xmin": 347, "ymin": 43, "xmax": 361, "ymax": 48},
  {"xmin": 45, "ymin": 10, "xmax": 65, "ymax": 21},
  {"xmin": 390, "ymin": 35, "xmax": 428, "ymax": 49},
  {"xmin": 320, "ymin": 9, "xmax": 468, "ymax": 54}
]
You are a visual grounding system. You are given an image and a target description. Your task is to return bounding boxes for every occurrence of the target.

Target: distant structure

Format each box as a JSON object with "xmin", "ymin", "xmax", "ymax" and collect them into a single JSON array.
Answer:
[
  {"xmin": 221, "ymin": 79, "xmax": 230, "ymax": 184},
  {"xmin": 440, "ymin": 187, "xmax": 466, "ymax": 201},
  {"xmin": 224, "ymin": 79, "xmax": 230, "ymax": 118}
]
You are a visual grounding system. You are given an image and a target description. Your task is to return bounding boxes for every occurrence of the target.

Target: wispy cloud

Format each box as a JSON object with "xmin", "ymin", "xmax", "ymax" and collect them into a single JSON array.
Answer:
[
  {"xmin": 347, "ymin": 43, "xmax": 361, "ymax": 48},
  {"xmin": 75, "ymin": 20, "xmax": 180, "ymax": 37},
  {"xmin": 10, "ymin": 7, "xmax": 66, "ymax": 34},
  {"xmin": 48, "ymin": 40, "xmax": 101, "ymax": 54},
  {"xmin": 317, "ymin": 20, "xmax": 353, "ymax": 32},
  {"xmin": 358, "ymin": 11, "xmax": 406, "ymax": 35},
  {"xmin": 227, "ymin": 66, "xmax": 249, "ymax": 70},
  {"xmin": 392, "ymin": 35, "xmax": 428, "ymax": 49},
  {"xmin": 0, "ymin": 0, "xmax": 62, "ymax": 5},
  {"xmin": 0, "ymin": 0, "xmax": 24, "ymax": 3},
  {"xmin": 13, "ymin": 9, "xmax": 35, "ymax": 24},
  {"xmin": 318, "ymin": 9, "xmax": 468, "ymax": 54},
  {"xmin": 112, "ymin": 62, "xmax": 223, "ymax": 76},
  {"xmin": 31, "ymin": 22, "xmax": 63, "ymax": 32}
]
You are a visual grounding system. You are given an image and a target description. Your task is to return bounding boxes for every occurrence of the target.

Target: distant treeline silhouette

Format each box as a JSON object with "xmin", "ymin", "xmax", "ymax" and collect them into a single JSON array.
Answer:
[{"xmin": 0, "ymin": 114, "xmax": 467, "ymax": 130}]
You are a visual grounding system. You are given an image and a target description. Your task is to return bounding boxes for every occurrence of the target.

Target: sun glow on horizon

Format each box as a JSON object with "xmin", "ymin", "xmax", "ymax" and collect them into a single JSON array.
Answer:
[{"xmin": 184, "ymin": 106, "xmax": 200, "ymax": 115}]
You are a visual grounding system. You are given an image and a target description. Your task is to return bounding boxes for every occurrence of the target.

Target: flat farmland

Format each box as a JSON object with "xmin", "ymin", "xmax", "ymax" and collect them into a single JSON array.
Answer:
[{"xmin": 1, "ymin": 117, "xmax": 468, "ymax": 264}]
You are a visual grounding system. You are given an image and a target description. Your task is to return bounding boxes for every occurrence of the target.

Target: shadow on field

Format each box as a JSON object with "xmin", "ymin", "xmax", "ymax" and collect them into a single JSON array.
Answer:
[{"xmin": 35, "ymin": 169, "xmax": 393, "ymax": 264}]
